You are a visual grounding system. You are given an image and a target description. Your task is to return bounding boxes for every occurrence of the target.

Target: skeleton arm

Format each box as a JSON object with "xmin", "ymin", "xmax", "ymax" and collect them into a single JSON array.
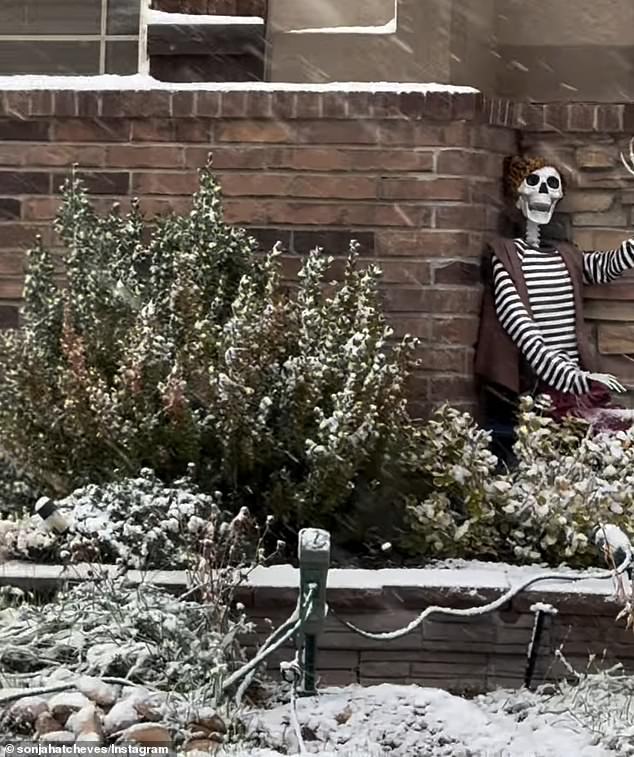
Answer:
[
  {"xmin": 492, "ymin": 258, "xmax": 590, "ymax": 394},
  {"xmin": 586, "ymin": 138, "xmax": 634, "ymax": 283},
  {"xmin": 582, "ymin": 239, "xmax": 634, "ymax": 285}
]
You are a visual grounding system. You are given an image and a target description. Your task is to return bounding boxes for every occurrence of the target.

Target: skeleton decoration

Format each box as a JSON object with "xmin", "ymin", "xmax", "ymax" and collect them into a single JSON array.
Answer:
[{"xmin": 515, "ymin": 166, "xmax": 563, "ymax": 248}]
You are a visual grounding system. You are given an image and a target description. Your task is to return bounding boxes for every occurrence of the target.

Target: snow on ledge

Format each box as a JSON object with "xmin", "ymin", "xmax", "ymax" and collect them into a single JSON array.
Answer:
[
  {"xmin": 147, "ymin": 9, "xmax": 264, "ymax": 25},
  {"xmin": 287, "ymin": 0, "xmax": 397, "ymax": 35},
  {"xmin": 0, "ymin": 74, "xmax": 479, "ymax": 93}
]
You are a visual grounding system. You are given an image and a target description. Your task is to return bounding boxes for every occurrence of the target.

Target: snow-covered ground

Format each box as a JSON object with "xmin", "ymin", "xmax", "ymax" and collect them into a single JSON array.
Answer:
[{"xmin": 223, "ymin": 683, "xmax": 618, "ymax": 756}]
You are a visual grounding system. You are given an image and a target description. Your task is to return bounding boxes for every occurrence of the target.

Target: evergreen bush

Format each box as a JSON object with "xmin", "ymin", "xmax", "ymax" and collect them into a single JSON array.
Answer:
[{"xmin": 0, "ymin": 166, "xmax": 419, "ymax": 534}]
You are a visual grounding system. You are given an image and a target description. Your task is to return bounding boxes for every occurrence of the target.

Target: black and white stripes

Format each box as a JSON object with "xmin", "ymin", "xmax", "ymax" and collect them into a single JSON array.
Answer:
[{"xmin": 492, "ymin": 238, "xmax": 634, "ymax": 394}]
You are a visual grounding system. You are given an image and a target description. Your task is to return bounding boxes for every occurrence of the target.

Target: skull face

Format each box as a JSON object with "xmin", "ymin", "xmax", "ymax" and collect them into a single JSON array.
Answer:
[{"xmin": 516, "ymin": 166, "xmax": 563, "ymax": 226}]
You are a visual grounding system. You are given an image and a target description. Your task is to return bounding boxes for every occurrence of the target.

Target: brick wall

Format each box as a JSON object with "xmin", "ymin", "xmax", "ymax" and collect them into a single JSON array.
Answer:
[
  {"xmin": 1, "ymin": 92, "xmax": 633, "ymax": 413},
  {"xmin": 0, "ymin": 89, "xmax": 520, "ymax": 416}
]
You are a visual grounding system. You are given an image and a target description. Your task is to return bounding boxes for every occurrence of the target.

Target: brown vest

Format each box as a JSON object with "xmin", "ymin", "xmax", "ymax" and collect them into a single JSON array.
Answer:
[{"xmin": 474, "ymin": 237, "xmax": 597, "ymax": 394}]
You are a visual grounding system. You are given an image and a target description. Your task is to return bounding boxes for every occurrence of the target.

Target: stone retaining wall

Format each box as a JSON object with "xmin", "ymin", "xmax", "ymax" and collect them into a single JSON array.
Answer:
[{"xmin": 1, "ymin": 560, "xmax": 631, "ymax": 694}]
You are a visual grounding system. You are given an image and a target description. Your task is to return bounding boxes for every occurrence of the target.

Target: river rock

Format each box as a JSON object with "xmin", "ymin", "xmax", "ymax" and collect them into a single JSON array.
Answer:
[
  {"xmin": 35, "ymin": 712, "xmax": 64, "ymax": 736},
  {"xmin": 48, "ymin": 692, "xmax": 91, "ymax": 724},
  {"xmin": 183, "ymin": 738, "xmax": 220, "ymax": 754},
  {"xmin": 8, "ymin": 696, "xmax": 48, "ymax": 726},
  {"xmin": 40, "ymin": 730, "xmax": 75, "ymax": 743},
  {"xmin": 77, "ymin": 676, "xmax": 117, "ymax": 707},
  {"xmin": 118, "ymin": 723, "xmax": 172, "ymax": 746},
  {"xmin": 104, "ymin": 699, "xmax": 141, "ymax": 735},
  {"xmin": 188, "ymin": 708, "xmax": 227, "ymax": 735}
]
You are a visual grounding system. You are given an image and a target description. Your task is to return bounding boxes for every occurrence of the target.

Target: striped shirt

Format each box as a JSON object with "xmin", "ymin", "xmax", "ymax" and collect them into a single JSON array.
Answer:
[{"xmin": 492, "ymin": 237, "xmax": 634, "ymax": 394}]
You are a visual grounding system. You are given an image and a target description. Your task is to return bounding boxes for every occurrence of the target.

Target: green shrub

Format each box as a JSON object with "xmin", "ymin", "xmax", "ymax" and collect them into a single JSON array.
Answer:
[
  {"xmin": 404, "ymin": 396, "xmax": 634, "ymax": 567},
  {"xmin": 0, "ymin": 167, "xmax": 419, "ymax": 534}
]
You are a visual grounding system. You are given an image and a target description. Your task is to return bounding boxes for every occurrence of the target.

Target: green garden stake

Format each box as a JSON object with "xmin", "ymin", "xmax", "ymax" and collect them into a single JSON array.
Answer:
[{"xmin": 297, "ymin": 527, "xmax": 330, "ymax": 696}]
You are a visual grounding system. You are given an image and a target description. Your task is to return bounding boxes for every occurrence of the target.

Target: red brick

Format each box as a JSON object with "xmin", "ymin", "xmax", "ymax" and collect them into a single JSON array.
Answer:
[
  {"xmin": 291, "ymin": 230, "xmax": 374, "ymax": 254},
  {"xmin": 432, "ymin": 317, "xmax": 480, "ymax": 346},
  {"xmin": 381, "ymin": 286, "xmax": 481, "ymax": 314},
  {"xmin": 321, "ymin": 93, "xmax": 348, "ymax": 119},
  {"xmin": 54, "ymin": 171, "xmax": 130, "ymax": 195},
  {"xmin": 0, "ymin": 278, "xmax": 25, "ymax": 299},
  {"xmin": 132, "ymin": 172, "xmax": 200, "ymax": 195},
  {"xmin": 0, "ymin": 145, "xmax": 24, "ymax": 167},
  {"xmin": 0, "ymin": 198, "xmax": 20, "ymax": 220},
  {"xmin": 0, "ymin": 225, "xmax": 51, "ymax": 248},
  {"xmin": 22, "ymin": 198, "xmax": 60, "ymax": 221},
  {"xmin": 220, "ymin": 92, "xmax": 248, "ymax": 117},
  {"xmin": 53, "ymin": 118, "xmax": 130, "ymax": 142},
  {"xmin": 216, "ymin": 173, "xmax": 291, "ymax": 197},
  {"xmin": 101, "ymin": 92, "xmax": 172, "ymax": 118},
  {"xmin": 242, "ymin": 92, "xmax": 272, "ymax": 118},
  {"xmin": 217, "ymin": 121, "xmax": 292, "ymax": 143},
  {"xmin": 294, "ymin": 93, "xmax": 322, "ymax": 119},
  {"xmin": 130, "ymin": 118, "xmax": 210, "ymax": 142},
  {"xmin": 380, "ymin": 178, "xmax": 467, "ymax": 201},
  {"xmin": 372, "ymin": 260, "xmax": 431, "ymax": 285},
  {"xmin": 138, "ymin": 197, "xmax": 194, "ymax": 217},
  {"xmin": 291, "ymin": 175, "xmax": 377, "ymax": 199},
  {"xmin": 75, "ymin": 92, "xmax": 100, "ymax": 116},
  {"xmin": 567, "ymin": 104, "xmax": 596, "ymax": 132},
  {"xmin": 378, "ymin": 122, "xmax": 469, "ymax": 148},
  {"xmin": 270, "ymin": 92, "xmax": 297, "ymax": 120},
  {"xmin": 0, "ymin": 172, "xmax": 50, "ymax": 195},
  {"xmin": 106, "ymin": 145, "xmax": 184, "ymax": 168},
  {"xmin": 433, "ymin": 260, "xmax": 481, "ymax": 286},
  {"xmin": 0, "ymin": 304, "xmax": 19, "ymax": 328},
  {"xmin": 436, "ymin": 149, "xmax": 500, "ymax": 176},
  {"xmin": 388, "ymin": 315, "xmax": 432, "ymax": 339},
  {"xmin": 188, "ymin": 146, "xmax": 276, "ymax": 170},
  {"xmin": 24, "ymin": 145, "xmax": 105, "ymax": 168},
  {"xmin": 470, "ymin": 126, "xmax": 517, "ymax": 153},
  {"xmin": 429, "ymin": 375, "xmax": 477, "ymax": 402},
  {"xmin": 435, "ymin": 205, "xmax": 488, "ymax": 231},
  {"xmin": 53, "ymin": 91, "xmax": 77, "ymax": 117},
  {"xmin": 413, "ymin": 348, "xmax": 468, "ymax": 373},
  {"xmin": 596, "ymin": 104, "xmax": 623, "ymax": 132},
  {"xmin": 0, "ymin": 250, "xmax": 25, "ymax": 275},
  {"xmin": 0, "ymin": 120, "xmax": 50, "ymax": 141},
  {"xmin": 295, "ymin": 121, "xmax": 380, "ymax": 145},
  {"xmin": 375, "ymin": 230, "xmax": 474, "ymax": 258},
  {"xmin": 172, "ymin": 92, "xmax": 196, "ymax": 117},
  {"xmin": 195, "ymin": 92, "xmax": 221, "ymax": 117}
]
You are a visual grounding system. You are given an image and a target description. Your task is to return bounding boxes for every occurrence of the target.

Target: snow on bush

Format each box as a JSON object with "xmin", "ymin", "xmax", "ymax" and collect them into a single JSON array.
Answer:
[
  {"xmin": 0, "ymin": 166, "xmax": 419, "ymax": 536},
  {"xmin": 0, "ymin": 469, "xmax": 272, "ymax": 571},
  {"xmin": 404, "ymin": 395, "xmax": 634, "ymax": 568}
]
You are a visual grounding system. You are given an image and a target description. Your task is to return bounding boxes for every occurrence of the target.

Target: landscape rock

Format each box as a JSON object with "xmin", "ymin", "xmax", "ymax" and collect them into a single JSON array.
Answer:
[
  {"xmin": 183, "ymin": 738, "xmax": 220, "ymax": 754},
  {"xmin": 7, "ymin": 696, "xmax": 48, "ymax": 726},
  {"xmin": 188, "ymin": 707, "xmax": 227, "ymax": 735},
  {"xmin": 48, "ymin": 692, "xmax": 91, "ymax": 724},
  {"xmin": 104, "ymin": 699, "xmax": 142, "ymax": 735},
  {"xmin": 118, "ymin": 722, "xmax": 172, "ymax": 746},
  {"xmin": 67, "ymin": 703, "xmax": 103, "ymax": 739},
  {"xmin": 40, "ymin": 730, "xmax": 75, "ymax": 743},
  {"xmin": 35, "ymin": 711, "xmax": 64, "ymax": 736},
  {"xmin": 76, "ymin": 675, "xmax": 118, "ymax": 707}
]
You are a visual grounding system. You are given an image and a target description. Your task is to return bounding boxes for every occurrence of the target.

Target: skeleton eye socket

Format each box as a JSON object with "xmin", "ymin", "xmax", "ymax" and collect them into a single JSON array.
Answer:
[
  {"xmin": 525, "ymin": 174, "xmax": 540, "ymax": 186},
  {"xmin": 546, "ymin": 176, "xmax": 560, "ymax": 190}
]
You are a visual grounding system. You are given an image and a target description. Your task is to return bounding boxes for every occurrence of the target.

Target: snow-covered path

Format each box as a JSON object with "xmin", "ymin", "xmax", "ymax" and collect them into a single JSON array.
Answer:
[{"xmin": 228, "ymin": 684, "xmax": 614, "ymax": 756}]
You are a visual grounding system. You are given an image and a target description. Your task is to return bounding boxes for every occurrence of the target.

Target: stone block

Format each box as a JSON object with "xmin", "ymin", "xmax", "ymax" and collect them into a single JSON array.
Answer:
[{"xmin": 576, "ymin": 145, "xmax": 617, "ymax": 169}]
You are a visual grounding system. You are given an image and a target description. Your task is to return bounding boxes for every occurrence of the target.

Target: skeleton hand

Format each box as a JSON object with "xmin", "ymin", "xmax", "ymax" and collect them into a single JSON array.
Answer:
[{"xmin": 586, "ymin": 372, "xmax": 627, "ymax": 393}]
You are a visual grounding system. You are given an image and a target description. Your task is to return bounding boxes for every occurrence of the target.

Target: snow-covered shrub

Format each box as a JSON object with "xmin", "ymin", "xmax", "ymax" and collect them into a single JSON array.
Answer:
[
  {"xmin": 2, "ymin": 470, "xmax": 270, "ymax": 571},
  {"xmin": 404, "ymin": 396, "xmax": 634, "ymax": 567},
  {"xmin": 0, "ymin": 575, "xmax": 253, "ymax": 701},
  {"xmin": 0, "ymin": 167, "xmax": 418, "ymax": 533}
]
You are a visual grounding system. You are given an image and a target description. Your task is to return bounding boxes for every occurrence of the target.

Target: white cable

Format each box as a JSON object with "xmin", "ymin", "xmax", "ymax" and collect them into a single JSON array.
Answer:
[{"xmin": 339, "ymin": 557, "xmax": 631, "ymax": 641}]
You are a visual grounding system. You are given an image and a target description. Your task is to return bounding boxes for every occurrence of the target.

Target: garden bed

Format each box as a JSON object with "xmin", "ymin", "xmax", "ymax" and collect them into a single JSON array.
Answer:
[{"xmin": 2, "ymin": 559, "xmax": 630, "ymax": 694}]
